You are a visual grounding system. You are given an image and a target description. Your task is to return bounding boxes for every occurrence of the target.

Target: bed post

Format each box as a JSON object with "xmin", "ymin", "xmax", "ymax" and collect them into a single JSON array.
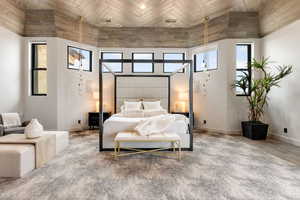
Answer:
[
  {"xmin": 99, "ymin": 59, "xmax": 103, "ymax": 152},
  {"xmin": 189, "ymin": 60, "xmax": 194, "ymax": 151}
]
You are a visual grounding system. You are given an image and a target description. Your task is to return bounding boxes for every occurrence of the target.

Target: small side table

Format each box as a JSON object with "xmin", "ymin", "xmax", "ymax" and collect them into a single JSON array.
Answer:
[{"xmin": 88, "ymin": 112, "xmax": 111, "ymax": 129}]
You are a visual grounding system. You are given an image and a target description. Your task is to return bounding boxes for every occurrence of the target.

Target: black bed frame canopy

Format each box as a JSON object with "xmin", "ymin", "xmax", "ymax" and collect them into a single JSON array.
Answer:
[{"xmin": 98, "ymin": 58, "xmax": 194, "ymax": 151}]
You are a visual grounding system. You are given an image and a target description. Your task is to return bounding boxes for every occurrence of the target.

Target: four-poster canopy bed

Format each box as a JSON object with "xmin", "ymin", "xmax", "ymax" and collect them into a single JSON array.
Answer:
[{"xmin": 98, "ymin": 58, "xmax": 194, "ymax": 151}]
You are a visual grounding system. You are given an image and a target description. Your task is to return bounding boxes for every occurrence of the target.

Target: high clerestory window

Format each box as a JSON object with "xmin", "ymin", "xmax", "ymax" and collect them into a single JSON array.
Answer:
[
  {"xmin": 194, "ymin": 49, "xmax": 218, "ymax": 72},
  {"xmin": 163, "ymin": 53, "xmax": 185, "ymax": 73},
  {"xmin": 132, "ymin": 53, "xmax": 154, "ymax": 73},
  {"xmin": 101, "ymin": 52, "xmax": 123, "ymax": 73}
]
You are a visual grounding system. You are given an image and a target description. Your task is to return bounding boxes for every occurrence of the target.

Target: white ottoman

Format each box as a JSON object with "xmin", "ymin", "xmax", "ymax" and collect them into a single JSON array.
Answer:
[
  {"xmin": 44, "ymin": 131, "xmax": 69, "ymax": 154},
  {"xmin": 0, "ymin": 144, "xmax": 35, "ymax": 177}
]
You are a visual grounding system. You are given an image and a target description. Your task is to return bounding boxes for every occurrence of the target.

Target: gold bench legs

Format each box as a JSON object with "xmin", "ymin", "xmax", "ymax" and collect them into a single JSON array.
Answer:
[{"xmin": 114, "ymin": 140, "xmax": 181, "ymax": 160}]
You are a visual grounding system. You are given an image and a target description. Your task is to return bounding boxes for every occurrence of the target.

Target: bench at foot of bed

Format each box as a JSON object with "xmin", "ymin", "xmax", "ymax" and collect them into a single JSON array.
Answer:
[{"xmin": 114, "ymin": 132, "xmax": 181, "ymax": 160}]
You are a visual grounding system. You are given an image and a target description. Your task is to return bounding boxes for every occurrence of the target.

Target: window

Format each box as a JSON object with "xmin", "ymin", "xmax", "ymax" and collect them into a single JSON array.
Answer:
[
  {"xmin": 194, "ymin": 49, "xmax": 218, "ymax": 72},
  {"xmin": 67, "ymin": 46, "xmax": 92, "ymax": 72},
  {"xmin": 101, "ymin": 52, "xmax": 123, "ymax": 73},
  {"xmin": 32, "ymin": 43, "xmax": 47, "ymax": 96},
  {"xmin": 235, "ymin": 44, "xmax": 252, "ymax": 96},
  {"xmin": 163, "ymin": 53, "xmax": 185, "ymax": 73},
  {"xmin": 132, "ymin": 53, "xmax": 154, "ymax": 73}
]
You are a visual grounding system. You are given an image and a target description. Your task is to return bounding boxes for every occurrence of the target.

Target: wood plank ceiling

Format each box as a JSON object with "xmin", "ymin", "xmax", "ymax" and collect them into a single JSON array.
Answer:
[{"xmin": 21, "ymin": 0, "xmax": 267, "ymax": 28}]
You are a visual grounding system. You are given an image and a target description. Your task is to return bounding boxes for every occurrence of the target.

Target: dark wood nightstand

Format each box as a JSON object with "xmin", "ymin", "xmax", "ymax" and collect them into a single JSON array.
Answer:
[{"xmin": 88, "ymin": 112, "xmax": 111, "ymax": 129}]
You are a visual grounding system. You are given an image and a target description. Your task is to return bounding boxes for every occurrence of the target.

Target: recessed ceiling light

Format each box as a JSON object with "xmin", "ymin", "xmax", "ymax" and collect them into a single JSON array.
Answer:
[
  {"xmin": 140, "ymin": 4, "xmax": 146, "ymax": 9},
  {"xmin": 165, "ymin": 19, "xmax": 177, "ymax": 23},
  {"xmin": 104, "ymin": 18, "xmax": 112, "ymax": 23}
]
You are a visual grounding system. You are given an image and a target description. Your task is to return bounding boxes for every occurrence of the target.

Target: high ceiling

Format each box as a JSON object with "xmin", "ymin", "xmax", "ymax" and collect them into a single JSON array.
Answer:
[{"xmin": 21, "ymin": 0, "xmax": 267, "ymax": 28}]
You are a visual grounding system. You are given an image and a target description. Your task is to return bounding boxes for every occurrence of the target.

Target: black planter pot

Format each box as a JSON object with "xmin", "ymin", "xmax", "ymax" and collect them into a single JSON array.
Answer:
[{"xmin": 241, "ymin": 121, "xmax": 269, "ymax": 140}]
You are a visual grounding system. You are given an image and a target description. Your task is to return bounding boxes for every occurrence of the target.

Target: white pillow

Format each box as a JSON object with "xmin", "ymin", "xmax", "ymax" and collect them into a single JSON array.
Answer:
[
  {"xmin": 143, "ymin": 109, "xmax": 167, "ymax": 117},
  {"xmin": 143, "ymin": 101, "xmax": 161, "ymax": 110},
  {"xmin": 121, "ymin": 110, "xmax": 144, "ymax": 118},
  {"xmin": 124, "ymin": 101, "xmax": 142, "ymax": 111}
]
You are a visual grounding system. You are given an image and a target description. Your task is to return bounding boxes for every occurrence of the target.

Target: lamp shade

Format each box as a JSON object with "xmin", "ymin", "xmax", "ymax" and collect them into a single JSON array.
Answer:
[
  {"xmin": 93, "ymin": 92, "xmax": 99, "ymax": 100},
  {"xmin": 178, "ymin": 92, "xmax": 188, "ymax": 101}
]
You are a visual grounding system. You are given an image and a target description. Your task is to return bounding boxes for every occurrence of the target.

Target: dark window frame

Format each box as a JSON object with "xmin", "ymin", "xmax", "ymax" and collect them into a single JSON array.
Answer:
[
  {"xmin": 31, "ymin": 43, "xmax": 47, "ymax": 96},
  {"xmin": 101, "ymin": 52, "xmax": 123, "ymax": 73},
  {"xmin": 163, "ymin": 53, "xmax": 185, "ymax": 73},
  {"xmin": 194, "ymin": 49, "xmax": 218, "ymax": 72},
  {"xmin": 236, "ymin": 44, "xmax": 252, "ymax": 97},
  {"xmin": 67, "ymin": 46, "xmax": 93, "ymax": 72},
  {"xmin": 132, "ymin": 52, "xmax": 154, "ymax": 73}
]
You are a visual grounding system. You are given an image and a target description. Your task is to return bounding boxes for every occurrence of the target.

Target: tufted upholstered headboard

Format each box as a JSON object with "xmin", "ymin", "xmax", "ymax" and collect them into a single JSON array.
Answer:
[{"xmin": 114, "ymin": 75, "xmax": 170, "ymax": 113}]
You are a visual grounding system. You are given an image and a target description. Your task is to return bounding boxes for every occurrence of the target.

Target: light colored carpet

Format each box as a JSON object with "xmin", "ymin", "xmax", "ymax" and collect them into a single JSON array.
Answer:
[{"xmin": 0, "ymin": 132, "xmax": 300, "ymax": 200}]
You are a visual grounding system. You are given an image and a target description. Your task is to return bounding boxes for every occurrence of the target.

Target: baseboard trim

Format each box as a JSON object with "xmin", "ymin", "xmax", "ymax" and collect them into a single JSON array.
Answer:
[
  {"xmin": 269, "ymin": 133, "xmax": 300, "ymax": 147},
  {"xmin": 200, "ymin": 128, "xmax": 241, "ymax": 136}
]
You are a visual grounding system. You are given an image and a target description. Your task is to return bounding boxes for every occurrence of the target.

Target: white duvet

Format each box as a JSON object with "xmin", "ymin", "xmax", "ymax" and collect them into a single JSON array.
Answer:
[{"xmin": 103, "ymin": 113, "xmax": 190, "ymax": 148}]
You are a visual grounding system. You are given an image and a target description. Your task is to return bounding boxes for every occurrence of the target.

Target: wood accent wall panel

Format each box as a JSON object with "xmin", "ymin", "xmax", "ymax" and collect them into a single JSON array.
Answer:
[
  {"xmin": 0, "ymin": 0, "xmax": 25, "ymax": 35},
  {"xmin": 55, "ymin": 12, "xmax": 100, "ymax": 47},
  {"xmin": 23, "ymin": 10, "xmax": 260, "ymax": 48},
  {"xmin": 259, "ymin": 0, "xmax": 300, "ymax": 36},
  {"xmin": 227, "ymin": 12, "xmax": 260, "ymax": 38},
  {"xmin": 98, "ymin": 27, "xmax": 189, "ymax": 48},
  {"xmin": 24, "ymin": 10, "xmax": 56, "ymax": 37}
]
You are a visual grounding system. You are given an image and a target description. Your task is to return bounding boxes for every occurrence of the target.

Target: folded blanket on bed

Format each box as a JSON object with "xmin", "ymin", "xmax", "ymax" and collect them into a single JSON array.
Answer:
[{"xmin": 134, "ymin": 114, "xmax": 176, "ymax": 136}]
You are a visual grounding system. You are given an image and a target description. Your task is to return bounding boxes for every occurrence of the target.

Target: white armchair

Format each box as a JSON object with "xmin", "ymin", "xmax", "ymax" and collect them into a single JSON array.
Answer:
[{"xmin": 0, "ymin": 113, "xmax": 30, "ymax": 136}]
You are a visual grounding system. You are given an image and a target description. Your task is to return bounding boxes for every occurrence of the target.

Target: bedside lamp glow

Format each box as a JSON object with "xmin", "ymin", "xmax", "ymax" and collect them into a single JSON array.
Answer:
[
  {"xmin": 93, "ymin": 92, "xmax": 99, "ymax": 112},
  {"xmin": 177, "ymin": 92, "xmax": 188, "ymax": 112}
]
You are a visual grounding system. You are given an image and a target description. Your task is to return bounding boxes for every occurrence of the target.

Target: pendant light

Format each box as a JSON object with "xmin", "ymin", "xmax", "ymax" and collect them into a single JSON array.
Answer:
[
  {"xmin": 78, "ymin": 16, "xmax": 84, "ymax": 96},
  {"xmin": 202, "ymin": 16, "xmax": 211, "ymax": 96}
]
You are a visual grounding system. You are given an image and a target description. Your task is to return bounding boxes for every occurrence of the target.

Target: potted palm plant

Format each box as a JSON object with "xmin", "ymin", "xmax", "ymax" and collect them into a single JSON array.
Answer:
[{"xmin": 233, "ymin": 58, "xmax": 292, "ymax": 140}]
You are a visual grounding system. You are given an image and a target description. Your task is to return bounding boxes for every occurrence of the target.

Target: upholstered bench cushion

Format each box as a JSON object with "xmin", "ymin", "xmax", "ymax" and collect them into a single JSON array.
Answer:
[
  {"xmin": 115, "ymin": 132, "xmax": 181, "ymax": 142},
  {"xmin": 0, "ymin": 144, "xmax": 35, "ymax": 178},
  {"xmin": 44, "ymin": 131, "xmax": 69, "ymax": 154}
]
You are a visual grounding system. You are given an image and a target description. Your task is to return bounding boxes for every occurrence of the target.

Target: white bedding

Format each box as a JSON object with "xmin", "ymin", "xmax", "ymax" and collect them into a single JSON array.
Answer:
[
  {"xmin": 135, "ymin": 114, "xmax": 176, "ymax": 136},
  {"xmin": 103, "ymin": 114, "xmax": 190, "ymax": 148}
]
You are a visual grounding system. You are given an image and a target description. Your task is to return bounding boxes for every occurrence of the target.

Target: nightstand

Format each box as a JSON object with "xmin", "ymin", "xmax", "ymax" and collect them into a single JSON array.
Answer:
[{"xmin": 88, "ymin": 112, "xmax": 111, "ymax": 129}]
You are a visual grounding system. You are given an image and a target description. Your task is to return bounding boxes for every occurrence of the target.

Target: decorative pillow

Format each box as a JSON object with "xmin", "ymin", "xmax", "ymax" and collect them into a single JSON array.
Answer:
[
  {"xmin": 25, "ymin": 119, "xmax": 44, "ymax": 139},
  {"xmin": 143, "ymin": 109, "xmax": 167, "ymax": 117},
  {"xmin": 121, "ymin": 110, "xmax": 144, "ymax": 118},
  {"xmin": 124, "ymin": 101, "xmax": 142, "ymax": 111},
  {"xmin": 143, "ymin": 101, "xmax": 161, "ymax": 110}
]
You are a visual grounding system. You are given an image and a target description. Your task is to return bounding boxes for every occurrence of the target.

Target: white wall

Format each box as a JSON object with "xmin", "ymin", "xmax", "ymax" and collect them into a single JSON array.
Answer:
[
  {"xmin": 23, "ymin": 37, "xmax": 99, "ymax": 131},
  {"xmin": 23, "ymin": 37, "xmax": 59, "ymax": 130},
  {"xmin": 57, "ymin": 38, "xmax": 99, "ymax": 131},
  {"xmin": 0, "ymin": 27, "xmax": 23, "ymax": 114},
  {"xmin": 262, "ymin": 20, "xmax": 300, "ymax": 146},
  {"xmin": 188, "ymin": 38, "xmax": 261, "ymax": 133},
  {"xmin": 188, "ymin": 43, "xmax": 228, "ymax": 130}
]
